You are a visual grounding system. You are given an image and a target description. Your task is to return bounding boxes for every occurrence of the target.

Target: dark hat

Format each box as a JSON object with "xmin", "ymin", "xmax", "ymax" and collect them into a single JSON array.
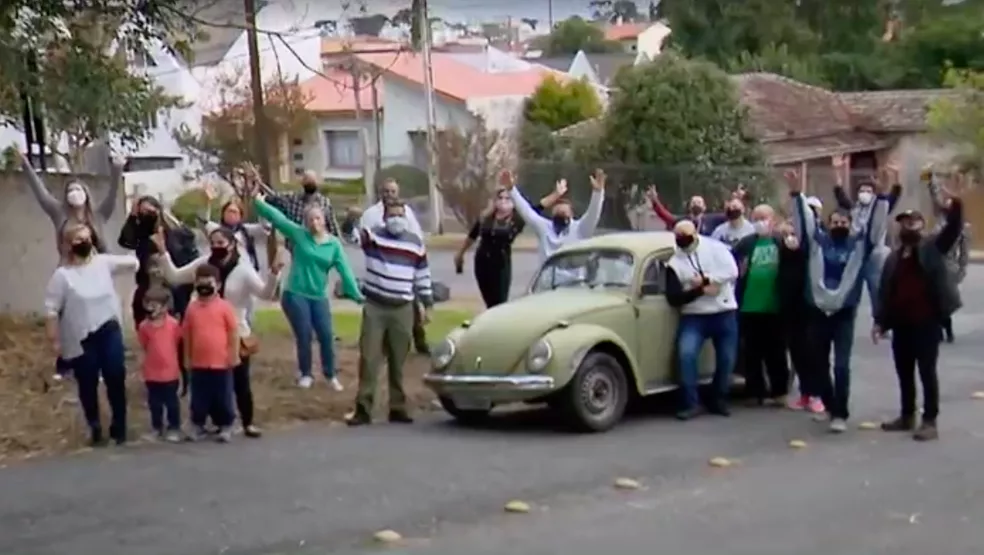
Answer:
[{"xmin": 895, "ymin": 209, "xmax": 925, "ymax": 223}]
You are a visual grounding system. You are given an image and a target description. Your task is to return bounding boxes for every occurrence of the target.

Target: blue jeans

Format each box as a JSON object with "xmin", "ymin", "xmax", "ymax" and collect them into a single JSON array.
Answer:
[
  {"xmin": 280, "ymin": 290, "xmax": 336, "ymax": 379},
  {"xmin": 677, "ymin": 310, "xmax": 739, "ymax": 410},
  {"xmin": 74, "ymin": 320, "xmax": 127, "ymax": 441},
  {"xmin": 146, "ymin": 380, "xmax": 181, "ymax": 432},
  {"xmin": 811, "ymin": 307, "xmax": 857, "ymax": 420}
]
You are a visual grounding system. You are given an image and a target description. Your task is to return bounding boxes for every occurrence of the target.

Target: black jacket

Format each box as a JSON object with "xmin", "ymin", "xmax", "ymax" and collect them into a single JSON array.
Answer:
[
  {"xmin": 118, "ymin": 213, "xmax": 199, "ymax": 317},
  {"xmin": 875, "ymin": 199, "xmax": 964, "ymax": 331},
  {"xmin": 731, "ymin": 233, "xmax": 808, "ymax": 319}
]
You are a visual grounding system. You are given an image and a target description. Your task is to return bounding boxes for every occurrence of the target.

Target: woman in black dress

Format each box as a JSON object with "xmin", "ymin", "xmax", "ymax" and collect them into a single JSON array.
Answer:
[{"xmin": 454, "ymin": 188, "xmax": 527, "ymax": 308}]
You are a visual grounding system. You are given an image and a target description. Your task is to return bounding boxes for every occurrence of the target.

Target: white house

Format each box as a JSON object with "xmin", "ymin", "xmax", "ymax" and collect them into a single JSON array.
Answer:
[{"xmin": 603, "ymin": 21, "xmax": 671, "ymax": 62}]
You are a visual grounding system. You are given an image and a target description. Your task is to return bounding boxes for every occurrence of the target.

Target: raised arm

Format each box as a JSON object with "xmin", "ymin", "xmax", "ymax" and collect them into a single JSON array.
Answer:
[
  {"xmin": 833, "ymin": 185, "xmax": 853, "ymax": 211},
  {"xmin": 926, "ymin": 171, "xmax": 948, "ymax": 216},
  {"xmin": 158, "ymin": 253, "xmax": 207, "ymax": 285},
  {"xmin": 863, "ymin": 193, "xmax": 891, "ymax": 249},
  {"xmin": 791, "ymin": 192, "xmax": 819, "ymax": 246},
  {"xmin": 18, "ymin": 152, "xmax": 63, "ymax": 223},
  {"xmin": 254, "ymin": 197, "xmax": 305, "ymax": 244},
  {"xmin": 575, "ymin": 188, "xmax": 605, "ymax": 238},
  {"xmin": 97, "ymin": 253, "xmax": 141, "ymax": 275},
  {"xmin": 508, "ymin": 187, "xmax": 549, "ymax": 235},
  {"xmin": 649, "ymin": 196, "xmax": 677, "ymax": 228},
  {"xmin": 934, "ymin": 198, "xmax": 964, "ymax": 254},
  {"xmin": 97, "ymin": 159, "xmax": 125, "ymax": 220}
]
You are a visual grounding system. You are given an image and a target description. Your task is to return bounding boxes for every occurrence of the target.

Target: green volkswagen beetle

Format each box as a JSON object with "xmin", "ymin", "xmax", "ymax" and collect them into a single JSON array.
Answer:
[{"xmin": 424, "ymin": 231, "xmax": 715, "ymax": 433}]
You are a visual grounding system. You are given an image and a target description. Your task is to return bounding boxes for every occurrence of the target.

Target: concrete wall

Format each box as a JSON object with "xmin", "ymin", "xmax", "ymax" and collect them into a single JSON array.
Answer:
[{"xmin": 0, "ymin": 172, "xmax": 126, "ymax": 315}]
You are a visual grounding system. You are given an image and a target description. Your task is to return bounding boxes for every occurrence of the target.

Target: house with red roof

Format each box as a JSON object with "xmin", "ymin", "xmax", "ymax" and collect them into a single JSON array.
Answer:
[
  {"xmin": 603, "ymin": 20, "xmax": 671, "ymax": 61},
  {"xmin": 285, "ymin": 47, "xmax": 564, "ymax": 181}
]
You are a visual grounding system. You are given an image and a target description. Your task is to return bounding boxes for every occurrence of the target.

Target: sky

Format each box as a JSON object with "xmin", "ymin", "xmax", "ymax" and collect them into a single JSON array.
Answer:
[{"xmin": 288, "ymin": 0, "xmax": 597, "ymax": 27}]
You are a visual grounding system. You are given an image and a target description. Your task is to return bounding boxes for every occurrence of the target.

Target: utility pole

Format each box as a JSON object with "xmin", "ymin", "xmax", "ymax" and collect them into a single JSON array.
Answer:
[
  {"xmin": 548, "ymin": 0, "xmax": 554, "ymax": 29},
  {"xmin": 244, "ymin": 0, "xmax": 277, "ymax": 261},
  {"xmin": 419, "ymin": 0, "xmax": 442, "ymax": 234}
]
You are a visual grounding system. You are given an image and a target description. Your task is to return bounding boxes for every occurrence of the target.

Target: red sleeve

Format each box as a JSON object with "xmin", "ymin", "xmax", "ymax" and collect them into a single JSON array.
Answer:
[
  {"xmin": 137, "ymin": 322, "xmax": 149, "ymax": 348},
  {"xmin": 650, "ymin": 198, "xmax": 677, "ymax": 228}
]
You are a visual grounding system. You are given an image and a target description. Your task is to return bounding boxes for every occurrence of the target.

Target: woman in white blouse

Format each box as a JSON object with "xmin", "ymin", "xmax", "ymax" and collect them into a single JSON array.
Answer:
[
  {"xmin": 44, "ymin": 223, "xmax": 140, "ymax": 447},
  {"xmin": 155, "ymin": 227, "xmax": 280, "ymax": 438}
]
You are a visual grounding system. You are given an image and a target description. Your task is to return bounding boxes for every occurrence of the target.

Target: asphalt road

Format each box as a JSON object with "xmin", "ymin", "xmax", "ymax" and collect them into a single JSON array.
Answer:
[{"xmin": 2, "ymin": 268, "xmax": 984, "ymax": 555}]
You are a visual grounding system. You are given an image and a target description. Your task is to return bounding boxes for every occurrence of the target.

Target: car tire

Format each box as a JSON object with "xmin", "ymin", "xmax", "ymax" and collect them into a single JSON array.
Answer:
[
  {"xmin": 559, "ymin": 351, "xmax": 628, "ymax": 433},
  {"xmin": 438, "ymin": 396, "xmax": 492, "ymax": 425}
]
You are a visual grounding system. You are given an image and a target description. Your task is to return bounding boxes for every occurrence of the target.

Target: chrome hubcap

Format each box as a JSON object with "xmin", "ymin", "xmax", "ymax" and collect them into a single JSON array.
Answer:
[{"xmin": 580, "ymin": 369, "xmax": 616, "ymax": 416}]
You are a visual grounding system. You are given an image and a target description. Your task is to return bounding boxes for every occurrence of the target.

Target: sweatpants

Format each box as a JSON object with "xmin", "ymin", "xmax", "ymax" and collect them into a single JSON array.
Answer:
[
  {"xmin": 190, "ymin": 370, "xmax": 234, "ymax": 428},
  {"xmin": 891, "ymin": 322, "xmax": 941, "ymax": 422}
]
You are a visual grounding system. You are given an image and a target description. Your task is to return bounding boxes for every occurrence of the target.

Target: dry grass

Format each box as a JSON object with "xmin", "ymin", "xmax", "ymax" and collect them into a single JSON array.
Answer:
[{"xmin": 0, "ymin": 308, "xmax": 472, "ymax": 461}]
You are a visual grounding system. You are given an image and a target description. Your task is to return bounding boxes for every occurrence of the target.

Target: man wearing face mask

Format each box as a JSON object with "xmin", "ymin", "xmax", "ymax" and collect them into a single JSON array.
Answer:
[
  {"xmin": 664, "ymin": 220, "xmax": 740, "ymax": 420},
  {"xmin": 831, "ymin": 155, "xmax": 902, "ymax": 315},
  {"xmin": 786, "ymin": 169, "xmax": 890, "ymax": 434},
  {"xmin": 264, "ymin": 170, "xmax": 340, "ymax": 251},
  {"xmin": 873, "ymin": 192, "xmax": 963, "ymax": 442},
  {"xmin": 647, "ymin": 187, "xmax": 738, "ymax": 236},
  {"xmin": 711, "ymin": 198, "xmax": 755, "ymax": 249},
  {"xmin": 502, "ymin": 169, "xmax": 605, "ymax": 263}
]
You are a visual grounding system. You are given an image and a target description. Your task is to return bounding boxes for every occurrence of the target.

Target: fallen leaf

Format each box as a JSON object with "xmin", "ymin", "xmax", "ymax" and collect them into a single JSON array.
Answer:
[
  {"xmin": 788, "ymin": 439, "xmax": 807, "ymax": 449},
  {"xmin": 373, "ymin": 530, "xmax": 402, "ymax": 543},
  {"xmin": 971, "ymin": 391, "xmax": 984, "ymax": 400},
  {"xmin": 708, "ymin": 457, "xmax": 732, "ymax": 468},
  {"xmin": 858, "ymin": 421, "xmax": 879, "ymax": 430},
  {"xmin": 504, "ymin": 500, "xmax": 531, "ymax": 513},
  {"xmin": 614, "ymin": 477, "xmax": 641, "ymax": 490}
]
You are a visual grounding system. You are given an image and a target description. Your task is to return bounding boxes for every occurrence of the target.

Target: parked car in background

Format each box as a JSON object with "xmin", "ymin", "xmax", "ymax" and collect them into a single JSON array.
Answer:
[{"xmin": 424, "ymin": 232, "xmax": 716, "ymax": 433}]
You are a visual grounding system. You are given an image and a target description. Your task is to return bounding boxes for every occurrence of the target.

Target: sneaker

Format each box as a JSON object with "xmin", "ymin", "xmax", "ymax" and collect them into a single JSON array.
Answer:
[
  {"xmin": 51, "ymin": 373, "xmax": 64, "ymax": 382},
  {"xmin": 243, "ymin": 425, "xmax": 262, "ymax": 438},
  {"xmin": 706, "ymin": 400, "xmax": 731, "ymax": 417},
  {"xmin": 829, "ymin": 418, "xmax": 847, "ymax": 433},
  {"xmin": 298, "ymin": 376, "xmax": 314, "ymax": 389},
  {"xmin": 913, "ymin": 421, "xmax": 939, "ymax": 441},
  {"xmin": 675, "ymin": 407, "xmax": 704, "ymax": 421},
  {"xmin": 388, "ymin": 410, "xmax": 414, "ymax": 424},
  {"xmin": 347, "ymin": 410, "xmax": 372, "ymax": 427},
  {"xmin": 328, "ymin": 377, "xmax": 344, "ymax": 392},
  {"xmin": 788, "ymin": 395, "xmax": 810, "ymax": 411},
  {"xmin": 163, "ymin": 430, "xmax": 183, "ymax": 443},
  {"xmin": 881, "ymin": 416, "xmax": 916, "ymax": 432},
  {"xmin": 216, "ymin": 428, "xmax": 232, "ymax": 443},
  {"xmin": 812, "ymin": 411, "xmax": 830, "ymax": 422},
  {"xmin": 190, "ymin": 427, "xmax": 210, "ymax": 441},
  {"xmin": 764, "ymin": 395, "xmax": 787, "ymax": 408},
  {"xmin": 807, "ymin": 397, "xmax": 825, "ymax": 414}
]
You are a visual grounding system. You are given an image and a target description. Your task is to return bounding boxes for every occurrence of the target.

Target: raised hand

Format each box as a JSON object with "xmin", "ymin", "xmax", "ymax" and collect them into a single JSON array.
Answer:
[
  {"xmin": 783, "ymin": 169, "xmax": 803, "ymax": 193},
  {"xmin": 555, "ymin": 178, "xmax": 568, "ymax": 196},
  {"xmin": 111, "ymin": 153, "xmax": 127, "ymax": 168},
  {"xmin": 879, "ymin": 163, "xmax": 900, "ymax": 192},
  {"xmin": 645, "ymin": 185, "xmax": 658, "ymax": 201},
  {"xmin": 589, "ymin": 168, "xmax": 606, "ymax": 191},
  {"xmin": 203, "ymin": 180, "xmax": 217, "ymax": 202},
  {"xmin": 498, "ymin": 169, "xmax": 515, "ymax": 190}
]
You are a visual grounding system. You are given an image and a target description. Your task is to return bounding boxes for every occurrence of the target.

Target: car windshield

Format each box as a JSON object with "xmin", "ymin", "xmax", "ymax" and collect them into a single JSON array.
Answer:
[{"xmin": 532, "ymin": 249, "xmax": 635, "ymax": 293}]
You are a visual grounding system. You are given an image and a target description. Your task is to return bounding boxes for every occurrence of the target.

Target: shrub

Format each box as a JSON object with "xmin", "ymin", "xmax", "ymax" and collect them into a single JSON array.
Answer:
[
  {"xmin": 376, "ymin": 164, "xmax": 429, "ymax": 197},
  {"xmin": 170, "ymin": 188, "xmax": 218, "ymax": 227}
]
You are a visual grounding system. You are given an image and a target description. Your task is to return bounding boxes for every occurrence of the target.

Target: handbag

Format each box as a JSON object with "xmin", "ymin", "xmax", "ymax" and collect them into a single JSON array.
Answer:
[{"xmin": 239, "ymin": 335, "xmax": 260, "ymax": 358}]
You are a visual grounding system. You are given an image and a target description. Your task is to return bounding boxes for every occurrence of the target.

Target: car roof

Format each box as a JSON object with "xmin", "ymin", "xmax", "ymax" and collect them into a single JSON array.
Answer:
[{"xmin": 553, "ymin": 231, "xmax": 677, "ymax": 257}]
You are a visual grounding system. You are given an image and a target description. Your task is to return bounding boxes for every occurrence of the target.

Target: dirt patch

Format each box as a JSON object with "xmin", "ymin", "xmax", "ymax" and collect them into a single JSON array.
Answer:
[{"xmin": 0, "ymin": 316, "xmax": 437, "ymax": 461}]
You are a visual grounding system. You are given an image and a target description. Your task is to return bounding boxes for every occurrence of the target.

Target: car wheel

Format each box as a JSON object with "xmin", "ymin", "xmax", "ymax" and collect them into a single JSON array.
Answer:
[
  {"xmin": 438, "ymin": 396, "xmax": 492, "ymax": 425},
  {"xmin": 560, "ymin": 351, "xmax": 628, "ymax": 433}
]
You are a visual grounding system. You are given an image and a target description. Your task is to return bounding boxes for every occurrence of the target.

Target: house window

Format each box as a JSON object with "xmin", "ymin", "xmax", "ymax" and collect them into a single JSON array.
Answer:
[
  {"xmin": 125, "ymin": 157, "xmax": 181, "ymax": 172},
  {"xmin": 292, "ymin": 137, "xmax": 303, "ymax": 146},
  {"xmin": 294, "ymin": 167, "xmax": 305, "ymax": 176},
  {"xmin": 324, "ymin": 130, "xmax": 363, "ymax": 169},
  {"xmin": 409, "ymin": 131, "xmax": 429, "ymax": 170},
  {"xmin": 292, "ymin": 152, "xmax": 304, "ymax": 161}
]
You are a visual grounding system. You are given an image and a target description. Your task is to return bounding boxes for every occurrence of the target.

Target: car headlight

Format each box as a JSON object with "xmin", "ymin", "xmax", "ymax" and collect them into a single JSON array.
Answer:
[
  {"xmin": 432, "ymin": 337, "xmax": 456, "ymax": 370},
  {"xmin": 526, "ymin": 339, "xmax": 553, "ymax": 373}
]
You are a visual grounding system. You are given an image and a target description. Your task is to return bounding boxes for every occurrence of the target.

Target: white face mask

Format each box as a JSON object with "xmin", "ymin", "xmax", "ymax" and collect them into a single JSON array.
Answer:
[
  {"xmin": 385, "ymin": 216, "xmax": 408, "ymax": 236},
  {"xmin": 66, "ymin": 189, "xmax": 87, "ymax": 207},
  {"xmin": 857, "ymin": 191, "xmax": 874, "ymax": 205},
  {"xmin": 753, "ymin": 220, "xmax": 772, "ymax": 235}
]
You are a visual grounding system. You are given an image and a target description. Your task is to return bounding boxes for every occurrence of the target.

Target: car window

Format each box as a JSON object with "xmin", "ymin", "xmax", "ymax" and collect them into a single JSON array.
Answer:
[
  {"xmin": 640, "ymin": 259, "xmax": 666, "ymax": 296},
  {"xmin": 532, "ymin": 249, "xmax": 635, "ymax": 293}
]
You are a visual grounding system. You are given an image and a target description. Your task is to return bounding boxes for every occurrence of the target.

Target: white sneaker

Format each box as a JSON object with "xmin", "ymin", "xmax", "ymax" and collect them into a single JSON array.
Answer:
[
  {"xmin": 829, "ymin": 418, "xmax": 847, "ymax": 433},
  {"xmin": 812, "ymin": 412, "xmax": 830, "ymax": 422},
  {"xmin": 329, "ymin": 377, "xmax": 344, "ymax": 392},
  {"xmin": 298, "ymin": 376, "xmax": 314, "ymax": 389},
  {"xmin": 51, "ymin": 373, "xmax": 64, "ymax": 382}
]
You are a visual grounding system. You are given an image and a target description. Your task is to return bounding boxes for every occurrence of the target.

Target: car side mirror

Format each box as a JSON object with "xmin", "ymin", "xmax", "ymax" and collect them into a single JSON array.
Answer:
[{"xmin": 640, "ymin": 282, "xmax": 662, "ymax": 297}]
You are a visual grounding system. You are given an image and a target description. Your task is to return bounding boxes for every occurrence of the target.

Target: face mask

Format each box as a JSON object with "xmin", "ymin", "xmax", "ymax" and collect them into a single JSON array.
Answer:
[
  {"xmin": 302, "ymin": 183, "xmax": 318, "ymax": 194},
  {"xmin": 725, "ymin": 209, "xmax": 741, "ymax": 221},
  {"xmin": 494, "ymin": 199, "xmax": 513, "ymax": 212},
  {"xmin": 829, "ymin": 227, "xmax": 850, "ymax": 241},
  {"xmin": 211, "ymin": 246, "xmax": 229, "ymax": 259},
  {"xmin": 66, "ymin": 189, "xmax": 87, "ymax": 207},
  {"xmin": 552, "ymin": 215, "xmax": 570, "ymax": 232},
  {"xmin": 71, "ymin": 241, "xmax": 93, "ymax": 257},
  {"xmin": 195, "ymin": 284, "xmax": 215, "ymax": 297},
  {"xmin": 675, "ymin": 234, "xmax": 695, "ymax": 250},
  {"xmin": 857, "ymin": 191, "xmax": 874, "ymax": 205},
  {"xmin": 145, "ymin": 303, "xmax": 164, "ymax": 318},
  {"xmin": 753, "ymin": 220, "xmax": 771, "ymax": 235},
  {"xmin": 385, "ymin": 216, "xmax": 408, "ymax": 236},
  {"xmin": 899, "ymin": 228, "xmax": 921, "ymax": 245},
  {"xmin": 139, "ymin": 212, "xmax": 158, "ymax": 233},
  {"xmin": 689, "ymin": 205, "xmax": 704, "ymax": 216}
]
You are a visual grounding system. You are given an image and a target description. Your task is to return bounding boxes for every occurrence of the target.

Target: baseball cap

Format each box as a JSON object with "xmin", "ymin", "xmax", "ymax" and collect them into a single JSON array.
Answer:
[{"xmin": 895, "ymin": 209, "xmax": 925, "ymax": 223}]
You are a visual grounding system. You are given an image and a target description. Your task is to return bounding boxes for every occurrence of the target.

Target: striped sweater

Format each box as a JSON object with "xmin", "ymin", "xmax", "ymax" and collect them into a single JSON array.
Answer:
[{"xmin": 360, "ymin": 227, "xmax": 434, "ymax": 307}]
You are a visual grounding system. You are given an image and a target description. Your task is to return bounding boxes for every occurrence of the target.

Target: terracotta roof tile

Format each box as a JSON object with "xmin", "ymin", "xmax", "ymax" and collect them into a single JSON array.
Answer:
[
  {"xmin": 837, "ymin": 89, "xmax": 961, "ymax": 132},
  {"xmin": 299, "ymin": 69, "xmax": 377, "ymax": 113},
  {"xmin": 604, "ymin": 23, "xmax": 649, "ymax": 41}
]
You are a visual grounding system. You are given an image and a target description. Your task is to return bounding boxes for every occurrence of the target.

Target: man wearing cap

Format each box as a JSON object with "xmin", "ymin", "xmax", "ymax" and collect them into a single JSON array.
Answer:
[
  {"xmin": 873, "ymin": 191, "xmax": 963, "ymax": 442},
  {"xmin": 785, "ymin": 168, "xmax": 891, "ymax": 434}
]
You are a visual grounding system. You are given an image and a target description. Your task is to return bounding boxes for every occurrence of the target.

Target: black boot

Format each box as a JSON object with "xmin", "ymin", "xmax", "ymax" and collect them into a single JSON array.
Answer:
[
  {"xmin": 346, "ymin": 408, "xmax": 372, "ymax": 427},
  {"xmin": 89, "ymin": 427, "xmax": 107, "ymax": 447},
  {"xmin": 881, "ymin": 415, "xmax": 916, "ymax": 432}
]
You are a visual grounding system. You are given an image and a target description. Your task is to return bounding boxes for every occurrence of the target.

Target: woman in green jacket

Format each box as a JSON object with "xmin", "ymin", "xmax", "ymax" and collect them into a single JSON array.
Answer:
[{"xmin": 253, "ymin": 192, "xmax": 364, "ymax": 391}]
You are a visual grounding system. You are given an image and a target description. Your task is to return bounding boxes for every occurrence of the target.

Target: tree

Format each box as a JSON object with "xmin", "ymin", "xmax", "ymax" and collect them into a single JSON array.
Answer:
[
  {"xmin": 173, "ymin": 68, "xmax": 315, "ymax": 183},
  {"xmin": 434, "ymin": 119, "xmax": 514, "ymax": 228},
  {"xmin": 545, "ymin": 16, "xmax": 622, "ymax": 55},
  {"xmin": 928, "ymin": 68, "xmax": 984, "ymax": 178},
  {"xmin": 649, "ymin": 0, "xmax": 662, "ymax": 21},
  {"xmin": 521, "ymin": 18, "xmax": 539, "ymax": 31},
  {"xmin": 524, "ymin": 76, "xmax": 602, "ymax": 131},
  {"xmin": 349, "ymin": 13, "xmax": 390, "ymax": 36}
]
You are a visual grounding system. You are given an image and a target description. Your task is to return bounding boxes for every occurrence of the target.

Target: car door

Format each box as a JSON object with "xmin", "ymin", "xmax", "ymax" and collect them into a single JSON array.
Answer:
[{"xmin": 633, "ymin": 255, "xmax": 679, "ymax": 393}]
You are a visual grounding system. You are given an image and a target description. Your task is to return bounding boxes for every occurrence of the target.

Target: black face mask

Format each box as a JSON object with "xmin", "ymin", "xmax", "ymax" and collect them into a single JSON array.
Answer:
[
  {"xmin": 689, "ymin": 205, "xmax": 704, "ymax": 216},
  {"xmin": 302, "ymin": 184, "xmax": 318, "ymax": 195},
  {"xmin": 195, "ymin": 284, "xmax": 215, "ymax": 297},
  {"xmin": 899, "ymin": 228, "xmax": 922, "ymax": 245},
  {"xmin": 675, "ymin": 234, "xmax": 695, "ymax": 249},
  {"xmin": 829, "ymin": 227, "xmax": 850, "ymax": 241},
  {"xmin": 552, "ymin": 215, "xmax": 570, "ymax": 232},
  {"xmin": 71, "ymin": 241, "xmax": 93, "ymax": 257},
  {"xmin": 211, "ymin": 246, "xmax": 229, "ymax": 260},
  {"xmin": 138, "ymin": 212, "xmax": 158, "ymax": 234},
  {"xmin": 725, "ymin": 209, "xmax": 741, "ymax": 221}
]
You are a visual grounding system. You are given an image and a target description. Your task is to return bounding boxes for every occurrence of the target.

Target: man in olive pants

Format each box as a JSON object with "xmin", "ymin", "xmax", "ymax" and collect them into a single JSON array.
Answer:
[{"xmin": 348, "ymin": 201, "xmax": 434, "ymax": 426}]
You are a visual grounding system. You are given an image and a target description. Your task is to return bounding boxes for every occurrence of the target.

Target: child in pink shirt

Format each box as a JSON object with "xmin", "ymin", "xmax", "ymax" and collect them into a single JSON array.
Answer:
[
  {"xmin": 182, "ymin": 264, "xmax": 239, "ymax": 442},
  {"xmin": 137, "ymin": 287, "xmax": 183, "ymax": 442}
]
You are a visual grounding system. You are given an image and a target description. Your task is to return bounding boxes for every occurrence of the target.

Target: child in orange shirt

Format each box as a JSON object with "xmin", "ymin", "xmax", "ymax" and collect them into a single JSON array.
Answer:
[
  {"xmin": 182, "ymin": 264, "xmax": 239, "ymax": 443},
  {"xmin": 137, "ymin": 287, "xmax": 183, "ymax": 443}
]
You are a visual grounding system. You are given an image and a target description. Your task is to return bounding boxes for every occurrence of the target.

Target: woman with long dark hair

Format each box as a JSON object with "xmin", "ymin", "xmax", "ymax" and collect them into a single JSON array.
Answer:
[{"xmin": 453, "ymin": 188, "xmax": 526, "ymax": 308}]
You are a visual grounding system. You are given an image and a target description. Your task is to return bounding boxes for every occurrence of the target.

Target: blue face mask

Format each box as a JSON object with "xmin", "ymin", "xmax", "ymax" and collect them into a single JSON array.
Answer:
[{"xmin": 385, "ymin": 216, "xmax": 408, "ymax": 236}]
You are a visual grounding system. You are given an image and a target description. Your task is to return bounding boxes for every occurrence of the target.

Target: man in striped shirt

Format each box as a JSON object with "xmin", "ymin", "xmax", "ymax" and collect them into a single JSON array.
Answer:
[{"xmin": 348, "ymin": 201, "xmax": 433, "ymax": 427}]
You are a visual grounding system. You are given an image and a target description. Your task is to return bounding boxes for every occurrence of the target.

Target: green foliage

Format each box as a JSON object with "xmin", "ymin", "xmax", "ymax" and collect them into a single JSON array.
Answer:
[
  {"xmin": 524, "ymin": 76, "xmax": 602, "ymax": 131},
  {"xmin": 928, "ymin": 68, "xmax": 984, "ymax": 178},
  {"xmin": 545, "ymin": 16, "xmax": 623, "ymax": 56},
  {"xmin": 376, "ymin": 164, "xmax": 429, "ymax": 197},
  {"xmin": 170, "ymin": 188, "xmax": 219, "ymax": 227}
]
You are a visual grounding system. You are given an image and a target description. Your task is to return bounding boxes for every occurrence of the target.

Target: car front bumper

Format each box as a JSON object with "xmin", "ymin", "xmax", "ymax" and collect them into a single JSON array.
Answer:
[{"xmin": 423, "ymin": 373, "xmax": 555, "ymax": 391}]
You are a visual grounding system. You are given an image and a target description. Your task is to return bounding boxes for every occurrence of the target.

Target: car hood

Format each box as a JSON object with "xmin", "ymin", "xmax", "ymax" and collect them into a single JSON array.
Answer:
[{"xmin": 451, "ymin": 289, "xmax": 628, "ymax": 375}]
